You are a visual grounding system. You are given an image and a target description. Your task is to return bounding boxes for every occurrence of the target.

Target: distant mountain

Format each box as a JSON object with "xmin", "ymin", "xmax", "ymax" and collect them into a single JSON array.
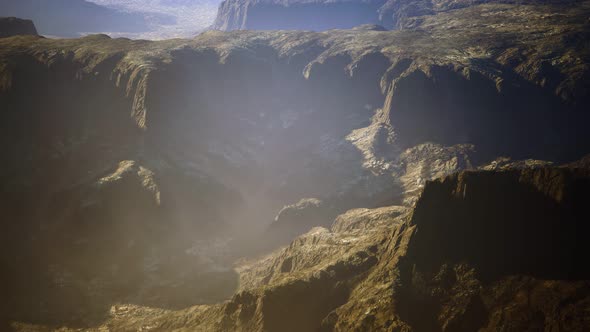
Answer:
[
  {"xmin": 87, "ymin": 0, "xmax": 220, "ymax": 39},
  {"xmin": 0, "ymin": 0, "xmax": 174, "ymax": 37}
]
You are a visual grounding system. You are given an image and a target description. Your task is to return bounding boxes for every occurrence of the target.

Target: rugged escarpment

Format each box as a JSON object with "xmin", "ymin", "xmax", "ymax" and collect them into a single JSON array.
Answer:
[
  {"xmin": 32, "ymin": 162, "xmax": 590, "ymax": 331},
  {"xmin": 0, "ymin": 17, "xmax": 38, "ymax": 38},
  {"xmin": 393, "ymin": 166, "xmax": 590, "ymax": 331},
  {"xmin": 1, "ymin": 1, "xmax": 590, "ymax": 330},
  {"xmin": 212, "ymin": 0, "xmax": 580, "ymax": 31}
]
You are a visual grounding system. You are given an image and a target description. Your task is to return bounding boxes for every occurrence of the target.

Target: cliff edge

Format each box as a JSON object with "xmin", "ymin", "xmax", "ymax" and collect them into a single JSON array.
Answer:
[{"xmin": 0, "ymin": 17, "xmax": 38, "ymax": 38}]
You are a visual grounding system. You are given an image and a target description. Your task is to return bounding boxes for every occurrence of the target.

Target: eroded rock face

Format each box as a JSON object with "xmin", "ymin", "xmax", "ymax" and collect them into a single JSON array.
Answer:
[
  {"xmin": 0, "ymin": 17, "xmax": 38, "ymax": 38},
  {"xmin": 1, "ymin": 157, "xmax": 242, "ymax": 326},
  {"xmin": 263, "ymin": 198, "xmax": 338, "ymax": 249},
  {"xmin": 56, "ymin": 162, "xmax": 590, "ymax": 331},
  {"xmin": 212, "ymin": 0, "xmax": 580, "ymax": 31},
  {"xmin": 393, "ymin": 165, "xmax": 590, "ymax": 332}
]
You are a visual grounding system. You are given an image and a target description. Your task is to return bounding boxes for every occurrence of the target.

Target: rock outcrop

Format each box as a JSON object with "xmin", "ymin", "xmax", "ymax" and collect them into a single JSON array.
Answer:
[
  {"xmin": 390, "ymin": 164, "xmax": 590, "ymax": 331},
  {"xmin": 263, "ymin": 198, "xmax": 338, "ymax": 249},
  {"xmin": 0, "ymin": 17, "xmax": 38, "ymax": 38}
]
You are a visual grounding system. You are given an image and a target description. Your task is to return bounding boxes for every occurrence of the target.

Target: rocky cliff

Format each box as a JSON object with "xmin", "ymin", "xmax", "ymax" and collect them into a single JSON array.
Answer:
[
  {"xmin": 0, "ymin": 17, "xmax": 38, "ymax": 38},
  {"xmin": 211, "ymin": 0, "xmax": 581, "ymax": 31},
  {"xmin": 22, "ymin": 162, "xmax": 589, "ymax": 331},
  {"xmin": 1, "ymin": 1, "xmax": 590, "ymax": 330}
]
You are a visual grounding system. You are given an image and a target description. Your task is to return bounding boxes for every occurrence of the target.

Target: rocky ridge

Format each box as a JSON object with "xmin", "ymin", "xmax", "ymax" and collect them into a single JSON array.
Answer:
[
  {"xmin": 15, "ymin": 160, "xmax": 589, "ymax": 331},
  {"xmin": 211, "ymin": 0, "xmax": 582, "ymax": 31}
]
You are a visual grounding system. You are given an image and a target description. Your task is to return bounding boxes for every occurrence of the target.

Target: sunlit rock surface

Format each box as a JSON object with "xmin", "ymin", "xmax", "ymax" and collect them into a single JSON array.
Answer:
[{"xmin": 16, "ymin": 160, "xmax": 588, "ymax": 331}]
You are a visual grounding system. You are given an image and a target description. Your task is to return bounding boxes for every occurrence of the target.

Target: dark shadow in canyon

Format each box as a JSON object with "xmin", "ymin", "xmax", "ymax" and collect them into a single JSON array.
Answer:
[
  {"xmin": 408, "ymin": 170, "xmax": 590, "ymax": 281},
  {"xmin": 0, "ymin": 44, "xmax": 393, "ymax": 328},
  {"xmin": 389, "ymin": 63, "xmax": 590, "ymax": 165},
  {"xmin": 395, "ymin": 168, "xmax": 590, "ymax": 331}
]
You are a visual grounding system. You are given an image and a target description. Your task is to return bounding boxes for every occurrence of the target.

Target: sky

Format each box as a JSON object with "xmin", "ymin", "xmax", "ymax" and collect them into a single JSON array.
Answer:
[{"xmin": 87, "ymin": 0, "xmax": 221, "ymax": 39}]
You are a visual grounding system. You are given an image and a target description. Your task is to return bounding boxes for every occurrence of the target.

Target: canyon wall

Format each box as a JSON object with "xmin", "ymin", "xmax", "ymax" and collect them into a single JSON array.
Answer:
[
  {"xmin": 211, "ymin": 0, "xmax": 581, "ymax": 31},
  {"xmin": 60, "ymin": 163, "xmax": 590, "ymax": 331},
  {"xmin": 1, "ymin": 1, "xmax": 590, "ymax": 330}
]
